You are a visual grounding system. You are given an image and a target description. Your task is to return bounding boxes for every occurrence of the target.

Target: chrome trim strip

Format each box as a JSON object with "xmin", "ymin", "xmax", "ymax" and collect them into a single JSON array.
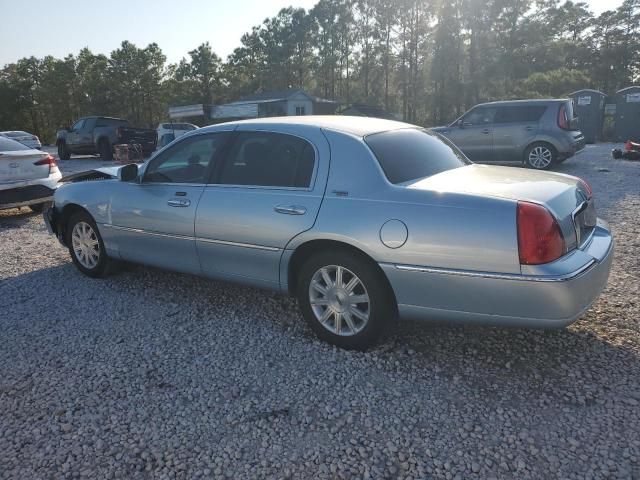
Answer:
[
  {"xmin": 103, "ymin": 224, "xmax": 280, "ymax": 252},
  {"xmin": 196, "ymin": 237, "xmax": 280, "ymax": 252},
  {"xmin": 103, "ymin": 224, "xmax": 192, "ymax": 241},
  {"xmin": 386, "ymin": 261, "xmax": 597, "ymax": 283}
]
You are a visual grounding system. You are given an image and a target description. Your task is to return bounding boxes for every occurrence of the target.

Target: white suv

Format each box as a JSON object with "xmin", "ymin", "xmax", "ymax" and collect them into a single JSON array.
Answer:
[{"xmin": 156, "ymin": 122, "xmax": 198, "ymax": 148}]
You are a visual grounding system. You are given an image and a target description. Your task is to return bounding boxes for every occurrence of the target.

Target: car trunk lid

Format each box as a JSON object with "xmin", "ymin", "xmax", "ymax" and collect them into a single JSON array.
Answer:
[
  {"xmin": 406, "ymin": 164, "xmax": 594, "ymax": 251},
  {"xmin": 0, "ymin": 150, "xmax": 53, "ymax": 183}
]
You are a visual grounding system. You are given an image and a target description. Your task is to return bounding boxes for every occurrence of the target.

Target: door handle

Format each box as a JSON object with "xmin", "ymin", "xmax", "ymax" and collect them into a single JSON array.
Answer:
[
  {"xmin": 274, "ymin": 205, "xmax": 307, "ymax": 215},
  {"xmin": 525, "ymin": 126, "xmax": 535, "ymax": 131},
  {"xmin": 481, "ymin": 129, "xmax": 491, "ymax": 135},
  {"xmin": 167, "ymin": 198, "xmax": 191, "ymax": 207}
]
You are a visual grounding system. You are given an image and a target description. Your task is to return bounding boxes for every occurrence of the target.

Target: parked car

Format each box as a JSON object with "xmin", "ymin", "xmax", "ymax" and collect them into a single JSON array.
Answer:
[
  {"xmin": 44, "ymin": 116, "xmax": 613, "ymax": 350},
  {"xmin": 56, "ymin": 116, "xmax": 157, "ymax": 161},
  {"xmin": 431, "ymin": 99, "xmax": 585, "ymax": 170},
  {"xmin": 156, "ymin": 122, "xmax": 198, "ymax": 148},
  {"xmin": 0, "ymin": 136, "xmax": 61, "ymax": 211},
  {"xmin": 0, "ymin": 130, "xmax": 42, "ymax": 149}
]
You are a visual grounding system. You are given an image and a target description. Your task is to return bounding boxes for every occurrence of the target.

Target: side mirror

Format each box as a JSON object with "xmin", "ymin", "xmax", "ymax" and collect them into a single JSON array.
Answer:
[
  {"xmin": 119, "ymin": 163, "xmax": 139, "ymax": 182},
  {"xmin": 456, "ymin": 119, "xmax": 465, "ymax": 128}
]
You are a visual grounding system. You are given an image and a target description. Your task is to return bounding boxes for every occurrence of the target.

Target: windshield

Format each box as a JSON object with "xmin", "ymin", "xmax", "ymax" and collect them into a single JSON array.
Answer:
[
  {"xmin": 0, "ymin": 137, "xmax": 31, "ymax": 151},
  {"xmin": 365, "ymin": 128, "xmax": 471, "ymax": 184}
]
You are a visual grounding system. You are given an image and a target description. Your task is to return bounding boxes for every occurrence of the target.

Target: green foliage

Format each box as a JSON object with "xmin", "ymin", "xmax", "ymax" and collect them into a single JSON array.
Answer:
[{"xmin": 1, "ymin": 0, "xmax": 639, "ymax": 140}]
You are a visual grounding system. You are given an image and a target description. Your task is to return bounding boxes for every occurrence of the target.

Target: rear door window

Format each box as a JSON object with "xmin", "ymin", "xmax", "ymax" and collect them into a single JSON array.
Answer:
[
  {"xmin": 365, "ymin": 128, "xmax": 471, "ymax": 184},
  {"xmin": 216, "ymin": 132, "xmax": 315, "ymax": 188},
  {"xmin": 494, "ymin": 106, "xmax": 547, "ymax": 123},
  {"xmin": 95, "ymin": 118, "xmax": 129, "ymax": 128}
]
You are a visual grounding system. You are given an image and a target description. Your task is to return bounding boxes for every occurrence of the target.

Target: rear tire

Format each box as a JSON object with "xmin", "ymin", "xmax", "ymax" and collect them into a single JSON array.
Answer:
[
  {"xmin": 65, "ymin": 211, "xmax": 114, "ymax": 278},
  {"xmin": 58, "ymin": 142, "xmax": 71, "ymax": 160},
  {"xmin": 297, "ymin": 250, "xmax": 396, "ymax": 350},
  {"xmin": 524, "ymin": 142, "xmax": 556, "ymax": 170},
  {"xmin": 29, "ymin": 203, "xmax": 46, "ymax": 213},
  {"xmin": 99, "ymin": 139, "xmax": 113, "ymax": 161}
]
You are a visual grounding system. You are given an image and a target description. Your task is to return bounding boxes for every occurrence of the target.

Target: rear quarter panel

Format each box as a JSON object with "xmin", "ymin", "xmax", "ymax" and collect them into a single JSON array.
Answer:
[{"xmin": 287, "ymin": 130, "xmax": 521, "ymax": 275}]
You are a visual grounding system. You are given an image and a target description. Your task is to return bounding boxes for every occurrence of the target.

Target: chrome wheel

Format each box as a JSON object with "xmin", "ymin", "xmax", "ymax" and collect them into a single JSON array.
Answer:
[
  {"xmin": 71, "ymin": 221, "xmax": 100, "ymax": 269},
  {"xmin": 308, "ymin": 265, "xmax": 370, "ymax": 337},
  {"xmin": 528, "ymin": 145, "xmax": 553, "ymax": 169}
]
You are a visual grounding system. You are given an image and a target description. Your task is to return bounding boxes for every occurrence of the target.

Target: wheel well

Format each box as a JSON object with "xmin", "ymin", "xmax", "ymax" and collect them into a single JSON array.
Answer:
[
  {"xmin": 58, "ymin": 204, "xmax": 91, "ymax": 244},
  {"xmin": 287, "ymin": 239, "xmax": 398, "ymax": 309}
]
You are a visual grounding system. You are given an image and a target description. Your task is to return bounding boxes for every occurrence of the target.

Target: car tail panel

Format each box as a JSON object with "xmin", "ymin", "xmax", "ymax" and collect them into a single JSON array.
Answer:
[{"xmin": 0, "ymin": 150, "xmax": 53, "ymax": 183}]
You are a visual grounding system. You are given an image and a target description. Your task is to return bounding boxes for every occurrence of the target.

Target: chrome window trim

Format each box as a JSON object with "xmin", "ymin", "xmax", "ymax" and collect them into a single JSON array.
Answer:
[
  {"xmin": 203, "ymin": 183, "xmax": 315, "ymax": 193},
  {"xmin": 385, "ymin": 260, "xmax": 597, "ymax": 283},
  {"xmin": 103, "ymin": 224, "xmax": 279, "ymax": 252}
]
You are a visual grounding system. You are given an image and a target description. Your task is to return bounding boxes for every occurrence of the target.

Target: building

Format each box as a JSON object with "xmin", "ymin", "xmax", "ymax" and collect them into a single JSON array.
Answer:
[{"xmin": 211, "ymin": 89, "xmax": 339, "ymax": 122}]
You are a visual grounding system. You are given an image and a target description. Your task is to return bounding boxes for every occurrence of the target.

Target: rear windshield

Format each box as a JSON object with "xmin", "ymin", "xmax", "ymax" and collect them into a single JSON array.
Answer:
[
  {"xmin": 0, "ymin": 137, "xmax": 30, "ymax": 151},
  {"xmin": 4, "ymin": 131, "xmax": 28, "ymax": 138},
  {"xmin": 365, "ymin": 128, "xmax": 471, "ymax": 184}
]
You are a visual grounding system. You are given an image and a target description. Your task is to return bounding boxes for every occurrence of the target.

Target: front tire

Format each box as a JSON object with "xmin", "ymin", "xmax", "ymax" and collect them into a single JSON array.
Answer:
[
  {"xmin": 66, "ymin": 211, "xmax": 113, "ymax": 278},
  {"xmin": 297, "ymin": 250, "xmax": 396, "ymax": 350},
  {"xmin": 525, "ymin": 142, "xmax": 556, "ymax": 170},
  {"xmin": 58, "ymin": 142, "xmax": 71, "ymax": 160}
]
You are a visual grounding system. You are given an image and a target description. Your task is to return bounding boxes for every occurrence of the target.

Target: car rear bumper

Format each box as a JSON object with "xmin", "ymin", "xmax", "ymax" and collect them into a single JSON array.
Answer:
[
  {"xmin": 558, "ymin": 134, "xmax": 586, "ymax": 160},
  {"xmin": 0, "ymin": 184, "xmax": 55, "ymax": 210},
  {"xmin": 380, "ymin": 221, "xmax": 613, "ymax": 328}
]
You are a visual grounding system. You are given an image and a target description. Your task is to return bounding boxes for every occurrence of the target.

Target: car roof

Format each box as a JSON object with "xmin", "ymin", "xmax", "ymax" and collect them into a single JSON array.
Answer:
[
  {"xmin": 200, "ymin": 115, "xmax": 416, "ymax": 137},
  {"xmin": 475, "ymin": 99, "xmax": 568, "ymax": 107}
]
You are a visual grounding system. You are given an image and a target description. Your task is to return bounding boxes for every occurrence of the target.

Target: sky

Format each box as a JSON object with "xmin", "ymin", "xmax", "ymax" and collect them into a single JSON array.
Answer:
[{"xmin": 0, "ymin": 0, "xmax": 624, "ymax": 67}]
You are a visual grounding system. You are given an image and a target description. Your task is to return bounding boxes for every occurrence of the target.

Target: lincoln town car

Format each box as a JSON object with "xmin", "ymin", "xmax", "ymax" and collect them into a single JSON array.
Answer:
[{"xmin": 44, "ymin": 117, "xmax": 613, "ymax": 349}]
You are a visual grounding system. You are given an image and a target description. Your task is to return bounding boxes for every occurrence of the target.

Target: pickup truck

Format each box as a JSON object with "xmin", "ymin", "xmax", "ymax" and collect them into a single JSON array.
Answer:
[{"xmin": 56, "ymin": 116, "xmax": 157, "ymax": 161}]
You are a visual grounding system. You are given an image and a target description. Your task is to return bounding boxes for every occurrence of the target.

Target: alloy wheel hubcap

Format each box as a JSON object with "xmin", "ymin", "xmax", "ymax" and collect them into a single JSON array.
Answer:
[
  {"xmin": 309, "ymin": 265, "xmax": 370, "ymax": 336},
  {"xmin": 529, "ymin": 146, "xmax": 552, "ymax": 168},
  {"xmin": 71, "ymin": 221, "xmax": 100, "ymax": 269}
]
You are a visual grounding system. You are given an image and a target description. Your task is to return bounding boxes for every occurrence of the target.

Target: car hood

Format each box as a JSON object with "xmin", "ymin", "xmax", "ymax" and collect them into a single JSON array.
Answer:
[{"xmin": 59, "ymin": 166, "xmax": 122, "ymax": 183}]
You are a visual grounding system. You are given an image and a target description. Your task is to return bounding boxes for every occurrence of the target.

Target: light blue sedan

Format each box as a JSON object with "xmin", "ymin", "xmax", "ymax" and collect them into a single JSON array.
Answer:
[{"xmin": 45, "ymin": 116, "xmax": 613, "ymax": 349}]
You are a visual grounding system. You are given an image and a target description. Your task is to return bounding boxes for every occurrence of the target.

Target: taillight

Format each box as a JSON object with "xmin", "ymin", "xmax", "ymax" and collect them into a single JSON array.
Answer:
[
  {"xmin": 558, "ymin": 104, "xmax": 569, "ymax": 130},
  {"xmin": 34, "ymin": 155, "xmax": 57, "ymax": 168},
  {"xmin": 117, "ymin": 127, "xmax": 123, "ymax": 139},
  {"xmin": 517, "ymin": 201, "xmax": 565, "ymax": 265},
  {"xmin": 577, "ymin": 177, "xmax": 592, "ymax": 198}
]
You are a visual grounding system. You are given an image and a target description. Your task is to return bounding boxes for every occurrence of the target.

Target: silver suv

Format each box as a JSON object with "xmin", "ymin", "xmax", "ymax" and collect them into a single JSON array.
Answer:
[{"xmin": 432, "ymin": 99, "xmax": 585, "ymax": 170}]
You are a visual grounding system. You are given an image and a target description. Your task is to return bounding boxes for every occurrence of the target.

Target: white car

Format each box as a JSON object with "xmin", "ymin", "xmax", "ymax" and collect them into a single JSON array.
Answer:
[
  {"xmin": 156, "ymin": 122, "xmax": 198, "ymax": 147},
  {"xmin": 0, "ymin": 130, "xmax": 42, "ymax": 149},
  {"xmin": 0, "ymin": 136, "xmax": 61, "ymax": 211}
]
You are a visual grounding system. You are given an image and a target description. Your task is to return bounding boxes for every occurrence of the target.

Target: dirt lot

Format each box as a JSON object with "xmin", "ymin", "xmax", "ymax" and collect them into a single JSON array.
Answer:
[{"xmin": 1, "ymin": 145, "xmax": 639, "ymax": 479}]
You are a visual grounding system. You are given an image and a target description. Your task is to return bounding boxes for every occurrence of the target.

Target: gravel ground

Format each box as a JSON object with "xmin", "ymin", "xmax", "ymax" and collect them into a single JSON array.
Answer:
[{"xmin": 1, "ymin": 144, "xmax": 639, "ymax": 479}]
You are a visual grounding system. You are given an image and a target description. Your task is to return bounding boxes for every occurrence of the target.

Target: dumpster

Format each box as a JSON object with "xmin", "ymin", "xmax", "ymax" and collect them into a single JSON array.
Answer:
[
  {"xmin": 615, "ymin": 86, "xmax": 640, "ymax": 141},
  {"xmin": 570, "ymin": 89, "xmax": 605, "ymax": 143}
]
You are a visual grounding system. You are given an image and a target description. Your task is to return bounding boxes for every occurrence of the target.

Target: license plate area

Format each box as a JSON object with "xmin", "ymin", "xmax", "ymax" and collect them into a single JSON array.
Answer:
[{"xmin": 573, "ymin": 199, "xmax": 596, "ymax": 247}]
